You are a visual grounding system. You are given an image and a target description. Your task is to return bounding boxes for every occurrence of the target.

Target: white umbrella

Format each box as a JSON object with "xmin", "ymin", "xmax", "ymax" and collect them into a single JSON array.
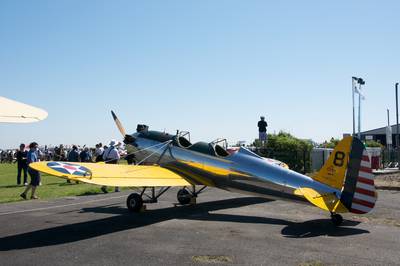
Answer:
[{"xmin": 0, "ymin": 96, "xmax": 48, "ymax": 123}]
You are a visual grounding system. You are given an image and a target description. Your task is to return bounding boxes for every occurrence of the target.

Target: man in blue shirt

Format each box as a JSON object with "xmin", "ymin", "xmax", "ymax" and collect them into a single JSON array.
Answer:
[
  {"xmin": 20, "ymin": 142, "xmax": 41, "ymax": 200},
  {"xmin": 67, "ymin": 145, "xmax": 80, "ymax": 184},
  {"xmin": 79, "ymin": 147, "xmax": 92, "ymax": 162}
]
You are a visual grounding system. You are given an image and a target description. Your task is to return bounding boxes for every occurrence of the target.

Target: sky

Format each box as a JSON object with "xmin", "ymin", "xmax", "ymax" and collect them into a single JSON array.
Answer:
[{"xmin": 0, "ymin": 0, "xmax": 399, "ymax": 149}]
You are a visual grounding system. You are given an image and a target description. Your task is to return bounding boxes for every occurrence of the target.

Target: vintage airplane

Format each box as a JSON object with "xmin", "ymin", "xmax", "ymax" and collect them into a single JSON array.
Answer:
[{"xmin": 30, "ymin": 111, "xmax": 377, "ymax": 226}]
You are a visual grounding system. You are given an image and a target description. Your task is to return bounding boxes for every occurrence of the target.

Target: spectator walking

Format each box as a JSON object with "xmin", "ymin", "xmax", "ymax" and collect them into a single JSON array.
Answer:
[
  {"xmin": 16, "ymin": 144, "xmax": 28, "ymax": 185},
  {"xmin": 101, "ymin": 140, "xmax": 121, "ymax": 193},
  {"xmin": 258, "ymin": 116, "xmax": 268, "ymax": 146},
  {"xmin": 20, "ymin": 142, "xmax": 41, "ymax": 200}
]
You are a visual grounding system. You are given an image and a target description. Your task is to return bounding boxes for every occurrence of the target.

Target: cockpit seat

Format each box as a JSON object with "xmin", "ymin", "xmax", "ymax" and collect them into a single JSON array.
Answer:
[
  {"xmin": 214, "ymin": 144, "xmax": 230, "ymax": 157},
  {"xmin": 188, "ymin": 142, "xmax": 215, "ymax": 156}
]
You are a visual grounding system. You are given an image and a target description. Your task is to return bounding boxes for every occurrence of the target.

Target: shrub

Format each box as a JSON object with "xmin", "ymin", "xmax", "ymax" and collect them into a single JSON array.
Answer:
[
  {"xmin": 319, "ymin": 138, "xmax": 340, "ymax": 148},
  {"xmin": 364, "ymin": 140, "xmax": 383, "ymax": 148},
  {"xmin": 253, "ymin": 131, "xmax": 313, "ymax": 173}
]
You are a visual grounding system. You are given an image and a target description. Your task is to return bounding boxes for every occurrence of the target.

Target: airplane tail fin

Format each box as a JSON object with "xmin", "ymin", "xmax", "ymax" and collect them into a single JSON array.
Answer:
[{"xmin": 313, "ymin": 136, "xmax": 377, "ymax": 214}]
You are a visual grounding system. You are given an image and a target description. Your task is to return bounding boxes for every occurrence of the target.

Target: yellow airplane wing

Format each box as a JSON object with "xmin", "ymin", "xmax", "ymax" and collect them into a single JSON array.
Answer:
[{"xmin": 29, "ymin": 161, "xmax": 192, "ymax": 187}]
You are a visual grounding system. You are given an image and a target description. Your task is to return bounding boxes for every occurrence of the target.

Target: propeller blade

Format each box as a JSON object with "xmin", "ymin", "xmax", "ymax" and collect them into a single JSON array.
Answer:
[{"xmin": 111, "ymin": 110, "xmax": 127, "ymax": 137}]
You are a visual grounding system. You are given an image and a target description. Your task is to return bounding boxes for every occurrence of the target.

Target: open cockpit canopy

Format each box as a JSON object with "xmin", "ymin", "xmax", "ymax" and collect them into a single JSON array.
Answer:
[{"xmin": 137, "ymin": 127, "xmax": 230, "ymax": 158}]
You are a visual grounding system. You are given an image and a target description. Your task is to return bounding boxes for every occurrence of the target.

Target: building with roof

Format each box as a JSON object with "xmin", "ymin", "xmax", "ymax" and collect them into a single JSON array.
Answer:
[{"xmin": 360, "ymin": 125, "xmax": 400, "ymax": 147}]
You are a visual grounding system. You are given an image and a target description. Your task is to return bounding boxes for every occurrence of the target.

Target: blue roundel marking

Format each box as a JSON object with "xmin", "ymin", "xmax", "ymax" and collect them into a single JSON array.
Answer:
[{"xmin": 47, "ymin": 162, "xmax": 90, "ymax": 176}]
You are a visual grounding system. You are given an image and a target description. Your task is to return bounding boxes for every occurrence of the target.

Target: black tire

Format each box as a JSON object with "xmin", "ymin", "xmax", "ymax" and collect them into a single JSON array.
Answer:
[
  {"xmin": 126, "ymin": 193, "xmax": 143, "ymax": 212},
  {"xmin": 331, "ymin": 214, "xmax": 343, "ymax": 226},
  {"xmin": 177, "ymin": 189, "xmax": 191, "ymax": 205}
]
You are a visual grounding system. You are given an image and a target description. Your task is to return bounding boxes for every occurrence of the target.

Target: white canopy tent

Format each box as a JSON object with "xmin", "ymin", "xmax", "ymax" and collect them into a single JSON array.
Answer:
[{"xmin": 0, "ymin": 96, "xmax": 48, "ymax": 123}]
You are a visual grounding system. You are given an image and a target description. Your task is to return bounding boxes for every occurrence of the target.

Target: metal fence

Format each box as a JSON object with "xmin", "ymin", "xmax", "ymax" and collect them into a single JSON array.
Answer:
[
  {"xmin": 255, "ymin": 147, "xmax": 400, "ymax": 173},
  {"xmin": 382, "ymin": 148, "xmax": 400, "ymax": 168},
  {"xmin": 254, "ymin": 147, "xmax": 311, "ymax": 174}
]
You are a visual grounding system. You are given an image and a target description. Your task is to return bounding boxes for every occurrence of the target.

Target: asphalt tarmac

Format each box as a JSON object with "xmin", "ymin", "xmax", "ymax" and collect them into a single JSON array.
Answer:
[{"xmin": 0, "ymin": 188, "xmax": 399, "ymax": 266}]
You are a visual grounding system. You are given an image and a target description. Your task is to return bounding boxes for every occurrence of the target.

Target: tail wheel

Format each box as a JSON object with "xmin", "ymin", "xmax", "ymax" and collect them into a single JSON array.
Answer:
[
  {"xmin": 126, "ymin": 193, "xmax": 143, "ymax": 212},
  {"xmin": 331, "ymin": 213, "xmax": 343, "ymax": 226},
  {"xmin": 177, "ymin": 188, "xmax": 192, "ymax": 205}
]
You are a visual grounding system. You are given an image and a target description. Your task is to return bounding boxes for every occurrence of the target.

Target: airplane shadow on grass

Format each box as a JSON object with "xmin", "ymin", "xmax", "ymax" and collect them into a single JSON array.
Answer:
[{"xmin": 0, "ymin": 197, "xmax": 368, "ymax": 250}]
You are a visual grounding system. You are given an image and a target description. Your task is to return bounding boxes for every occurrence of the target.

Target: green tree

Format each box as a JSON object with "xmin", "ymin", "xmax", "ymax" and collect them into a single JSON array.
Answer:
[
  {"xmin": 319, "ymin": 137, "xmax": 340, "ymax": 148},
  {"xmin": 254, "ymin": 131, "xmax": 313, "ymax": 173}
]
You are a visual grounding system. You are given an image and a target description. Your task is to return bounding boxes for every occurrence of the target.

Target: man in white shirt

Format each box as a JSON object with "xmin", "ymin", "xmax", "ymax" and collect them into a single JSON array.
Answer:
[
  {"xmin": 101, "ymin": 140, "xmax": 121, "ymax": 193},
  {"xmin": 94, "ymin": 143, "xmax": 104, "ymax": 162},
  {"xmin": 102, "ymin": 140, "xmax": 120, "ymax": 163}
]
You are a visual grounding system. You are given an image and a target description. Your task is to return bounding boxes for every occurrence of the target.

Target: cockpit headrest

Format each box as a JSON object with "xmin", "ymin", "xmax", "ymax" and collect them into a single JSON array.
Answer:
[{"xmin": 136, "ymin": 124, "xmax": 149, "ymax": 133}]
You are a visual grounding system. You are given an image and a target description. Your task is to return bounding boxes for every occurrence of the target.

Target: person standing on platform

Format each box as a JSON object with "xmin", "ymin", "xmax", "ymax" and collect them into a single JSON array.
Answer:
[
  {"xmin": 16, "ymin": 143, "xmax": 28, "ymax": 185},
  {"xmin": 257, "ymin": 116, "xmax": 268, "ymax": 146}
]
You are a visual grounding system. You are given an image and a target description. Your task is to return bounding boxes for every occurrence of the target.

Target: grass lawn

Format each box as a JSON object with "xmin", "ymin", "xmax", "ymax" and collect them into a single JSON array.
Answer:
[{"xmin": 0, "ymin": 163, "xmax": 119, "ymax": 203}]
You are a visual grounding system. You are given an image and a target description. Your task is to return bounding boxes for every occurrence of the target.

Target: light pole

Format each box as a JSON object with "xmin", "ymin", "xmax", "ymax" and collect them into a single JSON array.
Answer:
[
  {"xmin": 387, "ymin": 109, "xmax": 392, "ymax": 150},
  {"xmin": 357, "ymin": 78, "xmax": 365, "ymax": 139},
  {"xmin": 352, "ymin": 77, "xmax": 365, "ymax": 138},
  {"xmin": 396, "ymin": 82, "xmax": 399, "ymax": 168},
  {"xmin": 352, "ymin": 77, "xmax": 357, "ymax": 136}
]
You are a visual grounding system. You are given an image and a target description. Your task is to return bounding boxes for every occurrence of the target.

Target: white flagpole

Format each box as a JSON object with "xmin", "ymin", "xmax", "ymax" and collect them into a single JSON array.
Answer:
[
  {"xmin": 358, "ymin": 82, "xmax": 362, "ymax": 139},
  {"xmin": 352, "ymin": 77, "xmax": 356, "ymax": 136}
]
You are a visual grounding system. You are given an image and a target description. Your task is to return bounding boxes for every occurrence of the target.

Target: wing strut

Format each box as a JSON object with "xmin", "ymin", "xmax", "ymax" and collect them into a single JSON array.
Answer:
[
  {"xmin": 136, "ymin": 140, "xmax": 173, "ymax": 165},
  {"xmin": 137, "ymin": 186, "xmax": 171, "ymax": 203}
]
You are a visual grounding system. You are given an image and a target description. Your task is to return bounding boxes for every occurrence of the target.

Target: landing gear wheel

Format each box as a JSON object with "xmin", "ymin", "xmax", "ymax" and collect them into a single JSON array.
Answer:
[
  {"xmin": 331, "ymin": 213, "xmax": 343, "ymax": 226},
  {"xmin": 177, "ymin": 188, "xmax": 192, "ymax": 205},
  {"xmin": 126, "ymin": 193, "xmax": 143, "ymax": 212}
]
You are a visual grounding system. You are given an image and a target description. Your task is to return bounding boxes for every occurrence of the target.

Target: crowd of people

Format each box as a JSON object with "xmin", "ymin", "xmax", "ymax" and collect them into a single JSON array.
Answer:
[
  {"xmin": 1, "ymin": 141, "xmax": 130, "ymax": 164},
  {"xmin": 1, "ymin": 140, "xmax": 133, "ymax": 200},
  {"xmin": 0, "ymin": 149, "xmax": 15, "ymax": 163}
]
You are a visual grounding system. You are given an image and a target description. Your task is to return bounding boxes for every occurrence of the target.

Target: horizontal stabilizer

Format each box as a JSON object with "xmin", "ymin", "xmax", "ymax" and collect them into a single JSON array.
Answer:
[{"xmin": 295, "ymin": 187, "xmax": 348, "ymax": 213}]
